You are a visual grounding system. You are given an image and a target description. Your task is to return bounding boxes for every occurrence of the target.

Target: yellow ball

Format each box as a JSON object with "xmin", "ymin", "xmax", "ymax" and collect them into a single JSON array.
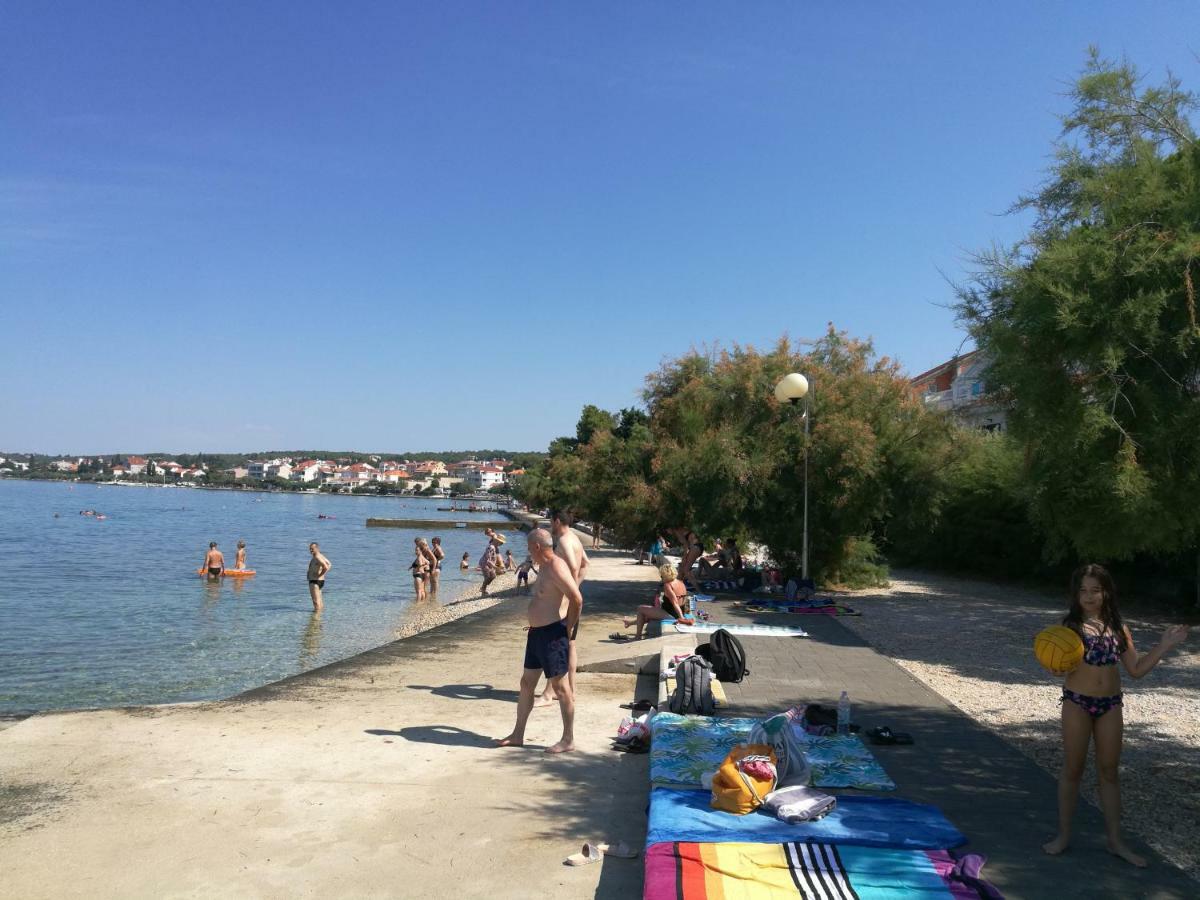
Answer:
[{"xmin": 1034, "ymin": 625, "xmax": 1084, "ymax": 674}]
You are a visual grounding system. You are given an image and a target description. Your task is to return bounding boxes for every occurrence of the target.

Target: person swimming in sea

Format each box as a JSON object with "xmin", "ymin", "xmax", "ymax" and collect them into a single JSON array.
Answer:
[{"xmin": 234, "ymin": 540, "xmax": 247, "ymax": 570}]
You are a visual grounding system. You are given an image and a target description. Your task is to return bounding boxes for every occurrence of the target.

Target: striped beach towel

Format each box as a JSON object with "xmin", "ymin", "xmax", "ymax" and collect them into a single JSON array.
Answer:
[{"xmin": 644, "ymin": 841, "xmax": 1003, "ymax": 899}]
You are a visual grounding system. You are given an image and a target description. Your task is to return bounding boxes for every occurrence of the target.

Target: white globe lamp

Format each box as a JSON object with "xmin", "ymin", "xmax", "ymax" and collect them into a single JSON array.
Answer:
[{"xmin": 774, "ymin": 373, "xmax": 809, "ymax": 405}]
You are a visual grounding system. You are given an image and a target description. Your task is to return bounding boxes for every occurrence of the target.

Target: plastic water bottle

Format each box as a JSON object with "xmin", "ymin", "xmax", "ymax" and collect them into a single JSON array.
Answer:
[{"xmin": 837, "ymin": 691, "xmax": 851, "ymax": 735}]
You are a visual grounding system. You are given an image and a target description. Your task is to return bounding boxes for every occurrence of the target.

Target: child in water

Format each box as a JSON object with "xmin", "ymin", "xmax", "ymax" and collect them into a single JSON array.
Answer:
[
  {"xmin": 234, "ymin": 540, "xmax": 247, "ymax": 571},
  {"xmin": 460, "ymin": 551, "xmax": 470, "ymax": 570},
  {"xmin": 1042, "ymin": 564, "xmax": 1189, "ymax": 866}
]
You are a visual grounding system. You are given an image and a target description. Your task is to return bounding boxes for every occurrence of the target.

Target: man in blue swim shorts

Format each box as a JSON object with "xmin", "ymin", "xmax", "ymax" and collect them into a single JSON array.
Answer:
[{"xmin": 495, "ymin": 528, "xmax": 583, "ymax": 754}]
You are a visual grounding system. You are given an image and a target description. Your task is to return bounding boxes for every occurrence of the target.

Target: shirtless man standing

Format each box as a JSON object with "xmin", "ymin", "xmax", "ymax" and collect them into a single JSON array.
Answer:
[
  {"xmin": 307, "ymin": 542, "xmax": 332, "ymax": 611},
  {"xmin": 202, "ymin": 542, "xmax": 225, "ymax": 580},
  {"xmin": 538, "ymin": 509, "xmax": 589, "ymax": 705},
  {"xmin": 495, "ymin": 528, "xmax": 582, "ymax": 754}
]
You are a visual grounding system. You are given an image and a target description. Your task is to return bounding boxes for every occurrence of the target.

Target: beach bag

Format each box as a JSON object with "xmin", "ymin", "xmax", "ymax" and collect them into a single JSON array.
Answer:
[
  {"xmin": 749, "ymin": 712, "xmax": 812, "ymax": 788},
  {"xmin": 668, "ymin": 655, "xmax": 715, "ymax": 716},
  {"xmin": 711, "ymin": 744, "xmax": 778, "ymax": 814},
  {"xmin": 707, "ymin": 628, "xmax": 748, "ymax": 683}
]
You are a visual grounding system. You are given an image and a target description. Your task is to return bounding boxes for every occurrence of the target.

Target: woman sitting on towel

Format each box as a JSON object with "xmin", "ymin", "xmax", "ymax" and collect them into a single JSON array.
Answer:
[{"xmin": 621, "ymin": 563, "xmax": 688, "ymax": 640}]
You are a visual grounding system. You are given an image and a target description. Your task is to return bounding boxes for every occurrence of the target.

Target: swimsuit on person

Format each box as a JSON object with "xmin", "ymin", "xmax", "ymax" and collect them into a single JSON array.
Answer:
[
  {"xmin": 1082, "ymin": 630, "xmax": 1121, "ymax": 666},
  {"xmin": 1062, "ymin": 688, "xmax": 1123, "ymax": 719},
  {"xmin": 207, "ymin": 566, "xmax": 221, "ymax": 577},
  {"xmin": 524, "ymin": 620, "xmax": 570, "ymax": 678},
  {"xmin": 1061, "ymin": 626, "xmax": 1123, "ymax": 717}
]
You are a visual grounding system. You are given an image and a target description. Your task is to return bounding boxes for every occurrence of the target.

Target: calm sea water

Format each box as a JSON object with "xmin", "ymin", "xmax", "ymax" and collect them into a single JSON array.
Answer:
[{"xmin": 0, "ymin": 480, "xmax": 521, "ymax": 715}]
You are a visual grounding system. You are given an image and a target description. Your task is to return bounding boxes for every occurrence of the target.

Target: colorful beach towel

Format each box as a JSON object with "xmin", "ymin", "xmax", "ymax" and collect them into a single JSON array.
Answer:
[
  {"xmin": 644, "ymin": 842, "xmax": 1003, "ymax": 899},
  {"xmin": 647, "ymin": 790, "xmax": 964, "ymax": 850},
  {"xmin": 650, "ymin": 713, "xmax": 895, "ymax": 791},
  {"xmin": 670, "ymin": 620, "xmax": 809, "ymax": 637}
]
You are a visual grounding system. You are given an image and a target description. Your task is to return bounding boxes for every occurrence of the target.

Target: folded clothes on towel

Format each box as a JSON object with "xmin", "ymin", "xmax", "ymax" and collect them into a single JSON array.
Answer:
[{"xmin": 763, "ymin": 786, "xmax": 837, "ymax": 823}]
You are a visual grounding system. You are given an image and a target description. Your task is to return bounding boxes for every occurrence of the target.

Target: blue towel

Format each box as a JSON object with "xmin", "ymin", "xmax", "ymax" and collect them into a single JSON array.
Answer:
[{"xmin": 646, "ymin": 789, "xmax": 966, "ymax": 850}]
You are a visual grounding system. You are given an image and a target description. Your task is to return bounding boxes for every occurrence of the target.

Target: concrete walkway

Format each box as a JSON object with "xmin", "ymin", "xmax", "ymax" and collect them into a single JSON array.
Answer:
[
  {"xmin": 0, "ymin": 548, "xmax": 662, "ymax": 899},
  {"xmin": 703, "ymin": 601, "xmax": 1198, "ymax": 899}
]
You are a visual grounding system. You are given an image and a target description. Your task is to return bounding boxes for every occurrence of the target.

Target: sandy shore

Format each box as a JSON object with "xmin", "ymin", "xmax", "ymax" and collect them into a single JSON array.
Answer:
[
  {"xmin": 0, "ymin": 549, "xmax": 661, "ymax": 899},
  {"xmin": 837, "ymin": 569, "xmax": 1200, "ymax": 884}
]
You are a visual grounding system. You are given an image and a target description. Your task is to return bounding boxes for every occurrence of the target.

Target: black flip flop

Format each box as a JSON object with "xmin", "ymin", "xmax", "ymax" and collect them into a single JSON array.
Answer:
[
  {"xmin": 611, "ymin": 738, "xmax": 649, "ymax": 754},
  {"xmin": 868, "ymin": 726, "xmax": 914, "ymax": 745},
  {"xmin": 621, "ymin": 699, "xmax": 655, "ymax": 712}
]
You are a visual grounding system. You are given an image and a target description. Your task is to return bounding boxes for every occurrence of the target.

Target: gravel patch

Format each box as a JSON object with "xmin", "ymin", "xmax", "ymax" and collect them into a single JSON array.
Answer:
[
  {"xmin": 391, "ymin": 572, "xmax": 516, "ymax": 639},
  {"xmin": 837, "ymin": 569, "xmax": 1200, "ymax": 883}
]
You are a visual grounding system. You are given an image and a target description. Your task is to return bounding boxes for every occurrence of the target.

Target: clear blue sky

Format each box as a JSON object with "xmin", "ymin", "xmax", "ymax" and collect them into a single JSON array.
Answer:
[{"xmin": 3, "ymin": 3, "xmax": 1197, "ymax": 455}]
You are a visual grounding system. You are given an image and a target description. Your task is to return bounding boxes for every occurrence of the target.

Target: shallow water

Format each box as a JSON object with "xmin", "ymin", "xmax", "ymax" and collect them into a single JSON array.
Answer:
[{"xmin": 0, "ymin": 480, "xmax": 521, "ymax": 714}]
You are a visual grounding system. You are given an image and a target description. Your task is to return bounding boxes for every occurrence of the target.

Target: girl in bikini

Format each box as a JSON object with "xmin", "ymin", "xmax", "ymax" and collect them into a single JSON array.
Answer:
[{"xmin": 1042, "ymin": 563, "xmax": 1189, "ymax": 867}]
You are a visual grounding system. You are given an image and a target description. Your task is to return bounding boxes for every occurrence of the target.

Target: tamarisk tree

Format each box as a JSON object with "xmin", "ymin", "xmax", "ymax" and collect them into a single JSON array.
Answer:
[{"xmin": 957, "ymin": 51, "xmax": 1200, "ymax": 587}]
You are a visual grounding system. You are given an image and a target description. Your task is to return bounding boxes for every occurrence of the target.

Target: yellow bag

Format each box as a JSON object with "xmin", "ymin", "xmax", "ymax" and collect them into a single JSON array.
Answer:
[{"xmin": 710, "ymin": 743, "xmax": 778, "ymax": 815}]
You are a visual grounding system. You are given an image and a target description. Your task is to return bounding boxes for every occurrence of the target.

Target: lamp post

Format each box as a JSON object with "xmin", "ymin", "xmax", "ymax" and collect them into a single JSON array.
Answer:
[{"xmin": 774, "ymin": 373, "xmax": 811, "ymax": 581}]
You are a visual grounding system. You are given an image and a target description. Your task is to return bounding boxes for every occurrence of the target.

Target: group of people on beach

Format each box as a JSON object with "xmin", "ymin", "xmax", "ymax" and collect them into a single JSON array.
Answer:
[{"xmin": 408, "ymin": 536, "xmax": 446, "ymax": 601}]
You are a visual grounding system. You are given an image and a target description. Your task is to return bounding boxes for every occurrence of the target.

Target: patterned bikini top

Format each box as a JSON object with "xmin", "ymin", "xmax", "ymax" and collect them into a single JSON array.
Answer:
[{"xmin": 1082, "ymin": 629, "xmax": 1121, "ymax": 667}]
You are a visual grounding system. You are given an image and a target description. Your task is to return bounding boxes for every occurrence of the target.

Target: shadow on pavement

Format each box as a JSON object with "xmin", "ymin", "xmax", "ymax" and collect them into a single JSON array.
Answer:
[
  {"xmin": 369, "ymin": 725, "xmax": 497, "ymax": 748},
  {"xmin": 407, "ymin": 683, "xmax": 520, "ymax": 702}
]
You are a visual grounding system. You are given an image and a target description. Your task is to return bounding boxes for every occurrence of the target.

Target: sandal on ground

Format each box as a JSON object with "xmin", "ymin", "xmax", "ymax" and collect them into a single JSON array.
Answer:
[
  {"xmin": 564, "ymin": 841, "xmax": 640, "ymax": 866},
  {"xmin": 621, "ymin": 699, "xmax": 655, "ymax": 711},
  {"xmin": 564, "ymin": 843, "xmax": 605, "ymax": 866},
  {"xmin": 868, "ymin": 726, "xmax": 914, "ymax": 745},
  {"xmin": 609, "ymin": 632, "xmax": 634, "ymax": 642}
]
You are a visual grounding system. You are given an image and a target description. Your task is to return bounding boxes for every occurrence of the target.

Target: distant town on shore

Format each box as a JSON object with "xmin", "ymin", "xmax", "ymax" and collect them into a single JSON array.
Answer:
[{"xmin": 0, "ymin": 450, "xmax": 546, "ymax": 497}]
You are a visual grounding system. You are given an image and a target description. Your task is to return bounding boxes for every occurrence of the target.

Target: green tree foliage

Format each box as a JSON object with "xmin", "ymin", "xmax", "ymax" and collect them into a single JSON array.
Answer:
[
  {"xmin": 957, "ymin": 51, "xmax": 1200, "ymax": 562},
  {"xmin": 887, "ymin": 431, "xmax": 1048, "ymax": 577},
  {"xmin": 646, "ymin": 330, "xmax": 951, "ymax": 581},
  {"xmin": 523, "ymin": 329, "xmax": 952, "ymax": 584}
]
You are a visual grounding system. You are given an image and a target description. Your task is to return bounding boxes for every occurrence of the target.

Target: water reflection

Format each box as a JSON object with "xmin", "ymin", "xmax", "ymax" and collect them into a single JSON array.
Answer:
[
  {"xmin": 300, "ymin": 612, "xmax": 323, "ymax": 669},
  {"xmin": 202, "ymin": 577, "xmax": 222, "ymax": 609}
]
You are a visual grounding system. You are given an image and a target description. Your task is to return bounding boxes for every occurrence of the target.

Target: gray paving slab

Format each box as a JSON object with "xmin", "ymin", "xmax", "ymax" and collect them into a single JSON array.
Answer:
[{"xmin": 706, "ymin": 605, "xmax": 1196, "ymax": 900}]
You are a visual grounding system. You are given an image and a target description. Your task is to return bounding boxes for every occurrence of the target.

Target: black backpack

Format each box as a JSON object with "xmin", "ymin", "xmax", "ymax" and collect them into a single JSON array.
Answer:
[
  {"xmin": 668, "ymin": 655, "xmax": 716, "ymax": 715},
  {"xmin": 699, "ymin": 628, "xmax": 749, "ymax": 683}
]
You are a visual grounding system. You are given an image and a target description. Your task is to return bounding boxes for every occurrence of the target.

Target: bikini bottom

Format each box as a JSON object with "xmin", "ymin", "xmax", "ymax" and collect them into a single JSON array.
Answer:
[{"xmin": 1062, "ymin": 688, "xmax": 1123, "ymax": 719}]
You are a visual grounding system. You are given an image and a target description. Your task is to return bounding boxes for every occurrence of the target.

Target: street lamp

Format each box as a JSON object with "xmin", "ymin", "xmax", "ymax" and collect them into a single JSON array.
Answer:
[{"xmin": 774, "ymin": 373, "xmax": 811, "ymax": 581}]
